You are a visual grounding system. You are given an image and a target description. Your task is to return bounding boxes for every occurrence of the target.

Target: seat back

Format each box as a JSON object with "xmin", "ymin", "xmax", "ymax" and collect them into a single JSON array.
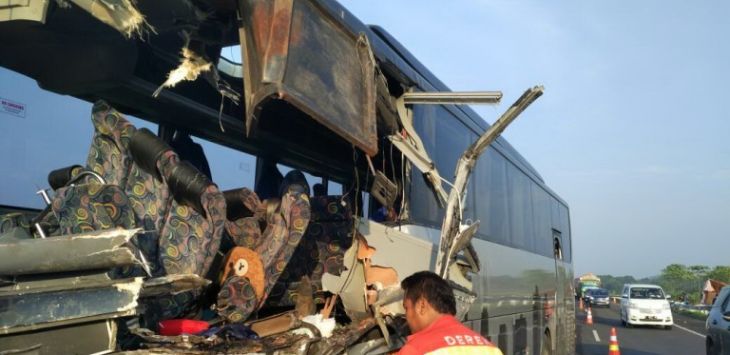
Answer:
[
  {"xmin": 77, "ymin": 100, "xmax": 226, "ymax": 281},
  {"xmin": 156, "ymin": 155, "xmax": 226, "ymax": 277},
  {"xmin": 265, "ymin": 195, "xmax": 353, "ymax": 307},
  {"xmin": 85, "ymin": 102, "xmax": 171, "ymax": 277},
  {"xmin": 217, "ymin": 172, "xmax": 311, "ymax": 321}
]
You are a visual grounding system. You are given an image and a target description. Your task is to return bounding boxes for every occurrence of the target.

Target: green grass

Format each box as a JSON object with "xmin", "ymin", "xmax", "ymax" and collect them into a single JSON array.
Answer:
[{"xmin": 674, "ymin": 308, "xmax": 708, "ymax": 321}]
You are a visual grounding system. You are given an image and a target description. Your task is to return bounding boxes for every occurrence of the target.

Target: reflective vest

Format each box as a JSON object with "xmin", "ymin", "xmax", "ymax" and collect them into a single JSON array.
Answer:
[{"xmin": 397, "ymin": 315, "xmax": 503, "ymax": 355}]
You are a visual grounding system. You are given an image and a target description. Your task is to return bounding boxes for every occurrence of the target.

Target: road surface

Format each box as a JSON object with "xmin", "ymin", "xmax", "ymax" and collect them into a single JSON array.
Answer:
[{"xmin": 575, "ymin": 303, "xmax": 706, "ymax": 355}]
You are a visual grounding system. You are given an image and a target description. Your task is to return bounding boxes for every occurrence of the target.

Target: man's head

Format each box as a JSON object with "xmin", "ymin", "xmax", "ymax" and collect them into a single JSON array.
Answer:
[{"xmin": 400, "ymin": 271, "xmax": 457, "ymax": 333}]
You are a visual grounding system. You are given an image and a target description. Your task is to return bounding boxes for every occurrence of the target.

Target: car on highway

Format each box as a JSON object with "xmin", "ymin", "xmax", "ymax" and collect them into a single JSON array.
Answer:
[
  {"xmin": 584, "ymin": 288, "xmax": 611, "ymax": 308},
  {"xmin": 705, "ymin": 285, "xmax": 730, "ymax": 355},
  {"xmin": 619, "ymin": 284, "xmax": 673, "ymax": 329}
]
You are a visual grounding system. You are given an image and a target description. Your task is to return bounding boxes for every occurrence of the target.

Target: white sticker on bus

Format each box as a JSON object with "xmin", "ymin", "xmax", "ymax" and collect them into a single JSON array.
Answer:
[{"xmin": 1, "ymin": 97, "xmax": 26, "ymax": 118}]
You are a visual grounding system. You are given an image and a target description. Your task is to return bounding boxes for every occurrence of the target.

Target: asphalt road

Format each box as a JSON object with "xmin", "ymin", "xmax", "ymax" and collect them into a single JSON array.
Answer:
[{"xmin": 575, "ymin": 303, "xmax": 706, "ymax": 355}]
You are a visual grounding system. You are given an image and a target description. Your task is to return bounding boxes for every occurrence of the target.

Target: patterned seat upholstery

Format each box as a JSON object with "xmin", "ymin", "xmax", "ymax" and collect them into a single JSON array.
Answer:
[
  {"xmin": 41, "ymin": 101, "xmax": 140, "ymax": 237},
  {"xmin": 265, "ymin": 195, "xmax": 354, "ymax": 307},
  {"xmin": 51, "ymin": 183, "xmax": 136, "ymax": 235},
  {"xmin": 0, "ymin": 212, "xmax": 31, "ymax": 241},
  {"xmin": 87, "ymin": 101, "xmax": 170, "ymax": 277},
  {"xmin": 84, "ymin": 101, "xmax": 228, "ymax": 321},
  {"xmin": 157, "ymin": 152, "xmax": 226, "ymax": 278},
  {"xmin": 217, "ymin": 171, "xmax": 311, "ymax": 322},
  {"xmin": 84, "ymin": 100, "xmax": 226, "ymax": 281}
]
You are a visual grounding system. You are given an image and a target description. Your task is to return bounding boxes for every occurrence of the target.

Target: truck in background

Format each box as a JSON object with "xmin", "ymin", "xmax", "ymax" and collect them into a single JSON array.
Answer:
[{"xmin": 575, "ymin": 273, "xmax": 602, "ymax": 298}]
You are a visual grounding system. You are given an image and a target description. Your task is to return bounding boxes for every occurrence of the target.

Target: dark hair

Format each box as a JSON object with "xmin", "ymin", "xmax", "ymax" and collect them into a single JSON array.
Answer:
[{"xmin": 401, "ymin": 271, "xmax": 456, "ymax": 315}]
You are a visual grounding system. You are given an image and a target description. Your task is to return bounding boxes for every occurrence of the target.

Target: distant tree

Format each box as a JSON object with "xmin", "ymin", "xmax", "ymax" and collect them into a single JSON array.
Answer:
[
  {"xmin": 658, "ymin": 264, "xmax": 696, "ymax": 299},
  {"xmin": 689, "ymin": 265, "xmax": 710, "ymax": 280},
  {"xmin": 662, "ymin": 264, "xmax": 693, "ymax": 282},
  {"xmin": 708, "ymin": 266, "xmax": 730, "ymax": 283}
]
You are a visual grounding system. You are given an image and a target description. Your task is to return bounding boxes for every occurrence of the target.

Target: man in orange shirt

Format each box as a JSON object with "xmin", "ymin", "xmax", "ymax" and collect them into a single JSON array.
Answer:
[{"xmin": 397, "ymin": 271, "xmax": 503, "ymax": 355}]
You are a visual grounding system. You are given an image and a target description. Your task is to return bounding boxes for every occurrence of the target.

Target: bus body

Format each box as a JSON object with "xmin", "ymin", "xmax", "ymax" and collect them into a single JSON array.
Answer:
[{"xmin": 0, "ymin": 1, "xmax": 574, "ymax": 354}]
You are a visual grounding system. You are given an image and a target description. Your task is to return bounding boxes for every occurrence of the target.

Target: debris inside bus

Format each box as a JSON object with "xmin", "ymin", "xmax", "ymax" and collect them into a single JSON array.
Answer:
[{"xmin": 0, "ymin": 0, "xmax": 550, "ymax": 354}]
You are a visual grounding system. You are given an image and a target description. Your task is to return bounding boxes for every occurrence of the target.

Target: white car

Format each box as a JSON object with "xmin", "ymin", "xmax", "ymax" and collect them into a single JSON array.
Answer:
[{"xmin": 619, "ymin": 284, "xmax": 673, "ymax": 329}]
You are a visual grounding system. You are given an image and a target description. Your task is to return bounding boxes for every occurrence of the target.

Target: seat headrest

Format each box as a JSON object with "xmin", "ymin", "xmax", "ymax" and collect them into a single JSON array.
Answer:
[
  {"xmin": 129, "ymin": 128, "xmax": 172, "ymax": 180},
  {"xmin": 223, "ymin": 189, "xmax": 255, "ymax": 221},
  {"xmin": 47, "ymin": 165, "xmax": 83, "ymax": 190},
  {"xmin": 168, "ymin": 160, "xmax": 212, "ymax": 216},
  {"xmin": 279, "ymin": 170, "xmax": 310, "ymax": 197}
]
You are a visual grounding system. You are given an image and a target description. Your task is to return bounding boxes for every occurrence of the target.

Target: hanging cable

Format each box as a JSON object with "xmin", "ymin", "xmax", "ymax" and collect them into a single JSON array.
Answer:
[
  {"xmin": 438, "ymin": 176, "xmax": 464, "ymax": 226},
  {"xmin": 338, "ymin": 146, "xmax": 361, "ymax": 295}
]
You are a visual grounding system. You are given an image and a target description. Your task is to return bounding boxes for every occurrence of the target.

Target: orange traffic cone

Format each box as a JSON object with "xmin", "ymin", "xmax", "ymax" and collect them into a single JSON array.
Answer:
[
  {"xmin": 585, "ymin": 307, "xmax": 593, "ymax": 325},
  {"xmin": 608, "ymin": 327, "xmax": 620, "ymax": 355}
]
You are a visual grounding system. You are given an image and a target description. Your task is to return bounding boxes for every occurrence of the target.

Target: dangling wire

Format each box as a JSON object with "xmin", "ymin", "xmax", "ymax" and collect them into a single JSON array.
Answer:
[
  {"xmin": 438, "ymin": 176, "xmax": 464, "ymax": 226},
  {"xmin": 338, "ymin": 146, "xmax": 361, "ymax": 295},
  {"xmin": 399, "ymin": 150, "xmax": 407, "ymax": 223}
]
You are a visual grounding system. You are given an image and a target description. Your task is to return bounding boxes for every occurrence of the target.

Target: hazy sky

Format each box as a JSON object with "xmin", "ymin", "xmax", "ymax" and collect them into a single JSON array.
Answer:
[
  {"xmin": 1, "ymin": 1, "xmax": 728, "ymax": 278},
  {"xmin": 339, "ymin": 0, "xmax": 730, "ymax": 277}
]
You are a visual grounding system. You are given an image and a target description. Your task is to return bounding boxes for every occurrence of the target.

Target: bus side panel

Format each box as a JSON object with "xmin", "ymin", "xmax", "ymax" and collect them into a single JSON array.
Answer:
[{"xmin": 470, "ymin": 238, "xmax": 566, "ymax": 354}]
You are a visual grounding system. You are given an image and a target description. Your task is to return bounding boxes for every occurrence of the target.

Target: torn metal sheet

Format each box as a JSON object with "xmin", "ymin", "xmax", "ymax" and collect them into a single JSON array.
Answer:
[
  {"xmin": 451, "ymin": 283, "xmax": 477, "ymax": 321},
  {"xmin": 372, "ymin": 285, "xmax": 404, "ymax": 317},
  {"xmin": 357, "ymin": 220, "xmax": 433, "ymax": 281},
  {"xmin": 68, "ymin": 0, "xmax": 153, "ymax": 38},
  {"xmin": 238, "ymin": 0, "xmax": 378, "ymax": 156},
  {"xmin": 0, "ymin": 275, "xmax": 142, "ymax": 334},
  {"xmin": 321, "ymin": 237, "xmax": 368, "ymax": 321},
  {"xmin": 130, "ymin": 326, "xmax": 311, "ymax": 354},
  {"xmin": 354, "ymin": 221, "xmax": 426, "ymax": 317},
  {"xmin": 435, "ymin": 86, "xmax": 543, "ymax": 277},
  {"xmin": 0, "ymin": 319, "xmax": 116, "ymax": 355},
  {"xmin": 444, "ymin": 221, "xmax": 480, "ymax": 273},
  {"xmin": 0, "ymin": 0, "xmax": 50, "ymax": 23},
  {"xmin": 0, "ymin": 228, "xmax": 141, "ymax": 276},
  {"xmin": 140, "ymin": 274, "xmax": 211, "ymax": 298}
]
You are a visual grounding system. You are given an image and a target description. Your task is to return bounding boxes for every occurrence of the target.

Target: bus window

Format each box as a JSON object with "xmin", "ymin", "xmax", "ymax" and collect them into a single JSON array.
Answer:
[
  {"xmin": 0, "ymin": 68, "xmax": 156, "ymax": 209},
  {"xmin": 194, "ymin": 137, "xmax": 256, "ymax": 191},
  {"xmin": 409, "ymin": 104, "xmax": 476, "ymax": 227},
  {"xmin": 531, "ymin": 183, "xmax": 554, "ymax": 257},
  {"xmin": 475, "ymin": 149, "xmax": 510, "ymax": 244},
  {"xmin": 328, "ymin": 181, "xmax": 343, "ymax": 195},
  {"xmin": 506, "ymin": 162, "xmax": 535, "ymax": 251},
  {"xmin": 559, "ymin": 204, "xmax": 572, "ymax": 262}
]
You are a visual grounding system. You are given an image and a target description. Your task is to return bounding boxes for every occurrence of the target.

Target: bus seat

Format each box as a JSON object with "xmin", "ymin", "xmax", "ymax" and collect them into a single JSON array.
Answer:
[
  {"xmin": 86, "ymin": 101, "xmax": 137, "ymax": 187},
  {"xmin": 89, "ymin": 103, "xmax": 171, "ymax": 277},
  {"xmin": 264, "ymin": 195, "xmax": 353, "ymax": 308},
  {"xmin": 217, "ymin": 171, "xmax": 311, "ymax": 322},
  {"xmin": 83, "ymin": 100, "xmax": 226, "ymax": 281},
  {"xmin": 51, "ymin": 184, "xmax": 136, "ymax": 235},
  {"xmin": 47, "ymin": 165, "xmax": 85, "ymax": 191},
  {"xmin": 156, "ymin": 154, "xmax": 226, "ymax": 278}
]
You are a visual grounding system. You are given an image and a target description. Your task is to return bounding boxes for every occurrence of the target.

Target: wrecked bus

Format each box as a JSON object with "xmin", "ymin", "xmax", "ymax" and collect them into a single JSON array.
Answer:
[{"xmin": 0, "ymin": 0, "xmax": 574, "ymax": 354}]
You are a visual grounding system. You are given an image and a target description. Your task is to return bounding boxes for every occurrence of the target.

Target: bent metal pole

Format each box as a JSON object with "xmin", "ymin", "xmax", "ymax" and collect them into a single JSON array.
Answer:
[{"xmin": 436, "ymin": 86, "xmax": 544, "ymax": 277}]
